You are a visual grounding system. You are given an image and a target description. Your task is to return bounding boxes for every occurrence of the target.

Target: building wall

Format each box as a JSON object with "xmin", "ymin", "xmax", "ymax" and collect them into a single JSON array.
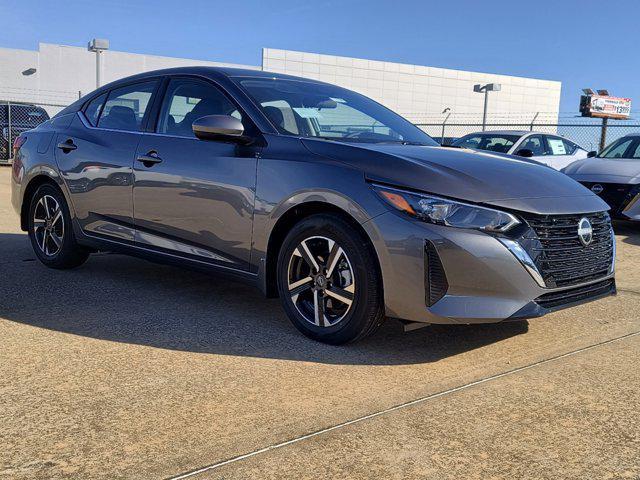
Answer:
[
  {"xmin": 0, "ymin": 42, "xmax": 562, "ymax": 130},
  {"xmin": 0, "ymin": 43, "xmax": 259, "ymax": 114},
  {"xmin": 262, "ymin": 48, "xmax": 562, "ymax": 126}
]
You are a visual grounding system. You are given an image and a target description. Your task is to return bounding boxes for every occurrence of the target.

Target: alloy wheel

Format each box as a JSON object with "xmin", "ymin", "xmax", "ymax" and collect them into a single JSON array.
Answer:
[
  {"xmin": 287, "ymin": 236, "xmax": 355, "ymax": 327},
  {"xmin": 32, "ymin": 194, "xmax": 64, "ymax": 257}
]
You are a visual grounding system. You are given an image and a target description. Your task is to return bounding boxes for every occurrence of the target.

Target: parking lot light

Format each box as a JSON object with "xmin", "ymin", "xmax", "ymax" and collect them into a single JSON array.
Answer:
[
  {"xmin": 88, "ymin": 38, "xmax": 110, "ymax": 89},
  {"xmin": 474, "ymin": 83, "xmax": 501, "ymax": 131}
]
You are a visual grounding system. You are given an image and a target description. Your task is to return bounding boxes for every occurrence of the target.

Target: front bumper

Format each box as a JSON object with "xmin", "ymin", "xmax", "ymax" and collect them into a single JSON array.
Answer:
[{"xmin": 362, "ymin": 211, "xmax": 616, "ymax": 325}]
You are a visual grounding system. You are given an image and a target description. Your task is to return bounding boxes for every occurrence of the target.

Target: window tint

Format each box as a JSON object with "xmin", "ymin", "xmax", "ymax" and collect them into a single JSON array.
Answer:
[
  {"xmin": 631, "ymin": 142, "xmax": 640, "ymax": 159},
  {"xmin": 600, "ymin": 138, "xmax": 634, "ymax": 159},
  {"xmin": 518, "ymin": 135, "xmax": 546, "ymax": 156},
  {"xmin": 98, "ymin": 81, "xmax": 157, "ymax": 132},
  {"xmin": 158, "ymin": 78, "xmax": 241, "ymax": 138},
  {"xmin": 452, "ymin": 134, "xmax": 520, "ymax": 153},
  {"xmin": 84, "ymin": 93, "xmax": 107, "ymax": 126},
  {"xmin": 454, "ymin": 135, "xmax": 482, "ymax": 149}
]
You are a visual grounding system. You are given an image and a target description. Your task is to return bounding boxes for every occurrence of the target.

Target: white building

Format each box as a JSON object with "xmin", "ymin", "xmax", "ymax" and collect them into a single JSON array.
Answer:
[{"xmin": 0, "ymin": 43, "xmax": 561, "ymax": 128}]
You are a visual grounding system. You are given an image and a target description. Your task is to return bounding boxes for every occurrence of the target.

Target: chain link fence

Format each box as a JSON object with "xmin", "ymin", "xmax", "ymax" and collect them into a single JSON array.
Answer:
[
  {"xmin": 415, "ymin": 114, "xmax": 640, "ymax": 151},
  {"xmin": 0, "ymin": 101, "xmax": 68, "ymax": 163}
]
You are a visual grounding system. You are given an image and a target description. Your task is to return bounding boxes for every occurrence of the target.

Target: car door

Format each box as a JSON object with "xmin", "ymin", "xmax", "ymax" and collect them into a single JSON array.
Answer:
[
  {"xmin": 544, "ymin": 135, "xmax": 582, "ymax": 170},
  {"xmin": 55, "ymin": 79, "xmax": 159, "ymax": 242},
  {"xmin": 132, "ymin": 76, "xmax": 259, "ymax": 271}
]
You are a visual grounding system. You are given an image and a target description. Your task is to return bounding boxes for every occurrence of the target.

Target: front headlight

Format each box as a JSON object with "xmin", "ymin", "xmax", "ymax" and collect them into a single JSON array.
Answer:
[{"xmin": 373, "ymin": 184, "xmax": 521, "ymax": 233}]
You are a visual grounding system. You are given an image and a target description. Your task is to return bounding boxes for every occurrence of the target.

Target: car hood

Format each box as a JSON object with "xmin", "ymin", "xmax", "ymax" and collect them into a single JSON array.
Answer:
[
  {"xmin": 302, "ymin": 140, "xmax": 608, "ymax": 215},
  {"xmin": 562, "ymin": 156, "xmax": 640, "ymax": 183}
]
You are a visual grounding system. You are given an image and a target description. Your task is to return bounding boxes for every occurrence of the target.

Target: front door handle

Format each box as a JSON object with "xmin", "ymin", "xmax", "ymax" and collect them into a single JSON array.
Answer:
[
  {"xmin": 57, "ymin": 139, "xmax": 77, "ymax": 153},
  {"xmin": 136, "ymin": 151, "xmax": 162, "ymax": 167}
]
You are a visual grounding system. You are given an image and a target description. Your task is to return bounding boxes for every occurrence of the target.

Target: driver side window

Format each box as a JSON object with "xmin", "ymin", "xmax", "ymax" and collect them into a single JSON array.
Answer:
[
  {"xmin": 518, "ymin": 135, "xmax": 546, "ymax": 156},
  {"xmin": 158, "ymin": 78, "xmax": 241, "ymax": 138}
]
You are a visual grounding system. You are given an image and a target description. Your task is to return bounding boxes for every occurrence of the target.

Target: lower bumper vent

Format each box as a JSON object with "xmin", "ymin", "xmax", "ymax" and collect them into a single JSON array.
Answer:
[
  {"xmin": 425, "ymin": 240, "xmax": 448, "ymax": 307},
  {"xmin": 536, "ymin": 278, "xmax": 615, "ymax": 310}
]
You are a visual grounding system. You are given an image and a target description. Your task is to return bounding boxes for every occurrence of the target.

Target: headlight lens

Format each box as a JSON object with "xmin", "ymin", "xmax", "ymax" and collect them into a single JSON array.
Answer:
[{"xmin": 373, "ymin": 184, "xmax": 521, "ymax": 233}]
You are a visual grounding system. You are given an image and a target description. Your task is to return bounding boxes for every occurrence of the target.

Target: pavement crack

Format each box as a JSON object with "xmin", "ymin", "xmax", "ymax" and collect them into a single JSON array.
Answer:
[{"xmin": 166, "ymin": 330, "xmax": 640, "ymax": 480}]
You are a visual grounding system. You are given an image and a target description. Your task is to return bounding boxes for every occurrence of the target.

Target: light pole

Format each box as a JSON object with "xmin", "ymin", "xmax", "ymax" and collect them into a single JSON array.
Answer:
[
  {"xmin": 441, "ymin": 107, "xmax": 452, "ymax": 145},
  {"xmin": 88, "ymin": 38, "xmax": 109, "ymax": 89},
  {"xmin": 474, "ymin": 83, "xmax": 501, "ymax": 131}
]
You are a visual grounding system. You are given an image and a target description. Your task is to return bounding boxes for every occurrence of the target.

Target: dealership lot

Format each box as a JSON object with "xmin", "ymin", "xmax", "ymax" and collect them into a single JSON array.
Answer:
[{"xmin": 0, "ymin": 167, "xmax": 638, "ymax": 479}]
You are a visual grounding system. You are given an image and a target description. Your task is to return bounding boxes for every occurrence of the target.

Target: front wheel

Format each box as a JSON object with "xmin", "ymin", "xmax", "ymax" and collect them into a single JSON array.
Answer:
[
  {"xmin": 27, "ymin": 184, "xmax": 90, "ymax": 269},
  {"xmin": 277, "ymin": 214, "xmax": 385, "ymax": 344}
]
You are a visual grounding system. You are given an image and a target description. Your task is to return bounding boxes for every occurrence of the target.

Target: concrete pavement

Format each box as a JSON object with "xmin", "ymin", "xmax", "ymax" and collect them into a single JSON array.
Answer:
[{"xmin": 0, "ymin": 167, "xmax": 638, "ymax": 479}]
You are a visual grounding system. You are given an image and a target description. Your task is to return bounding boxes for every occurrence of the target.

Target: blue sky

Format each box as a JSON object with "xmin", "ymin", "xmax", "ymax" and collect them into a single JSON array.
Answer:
[{"xmin": 1, "ymin": 0, "xmax": 637, "ymax": 114}]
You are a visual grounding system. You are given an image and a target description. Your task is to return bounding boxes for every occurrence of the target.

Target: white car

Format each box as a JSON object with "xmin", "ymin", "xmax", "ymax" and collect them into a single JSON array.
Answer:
[{"xmin": 452, "ymin": 130, "xmax": 593, "ymax": 170}]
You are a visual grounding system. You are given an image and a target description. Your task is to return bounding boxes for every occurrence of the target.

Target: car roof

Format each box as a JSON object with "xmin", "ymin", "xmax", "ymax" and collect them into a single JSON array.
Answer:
[
  {"xmin": 114, "ymin": 65, "xmax": 322, "ymax": 82},
  {"xmin": 461, "ymin": 130, "xmax": 562, "ymax": 136},
  {"xmin": 55, "ymin": 66, "xmax": 333, "ymax": 117}
]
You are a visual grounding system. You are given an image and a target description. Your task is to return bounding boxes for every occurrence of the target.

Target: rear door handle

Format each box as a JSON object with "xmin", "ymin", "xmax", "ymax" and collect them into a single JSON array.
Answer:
[
  {"xmin": 57, "ymin": 139, "xmax": 77, "ymax": 153},
  {"xmin": 136, "ymin": 151, "xmax": 162, "ymax": 167}
]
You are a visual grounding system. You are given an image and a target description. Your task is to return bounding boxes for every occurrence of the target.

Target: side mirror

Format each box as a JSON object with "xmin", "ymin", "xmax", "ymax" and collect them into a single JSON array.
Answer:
[
  {"xmin": 587, "ymin": 151, "xmax": 597, "ymax": 158},
  {"xmin": 192, "ymin": 115, "xmax": 248, "ymax": 143},
  {"xmin": 515, "ymin": 148, "xmax": 534, "ymax": 158}
]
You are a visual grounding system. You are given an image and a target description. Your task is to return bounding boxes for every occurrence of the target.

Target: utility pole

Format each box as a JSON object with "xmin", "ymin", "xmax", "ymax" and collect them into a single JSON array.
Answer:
[{"xmin": 599, "ymin": 117, "xmax": 608, "ymax": 151}]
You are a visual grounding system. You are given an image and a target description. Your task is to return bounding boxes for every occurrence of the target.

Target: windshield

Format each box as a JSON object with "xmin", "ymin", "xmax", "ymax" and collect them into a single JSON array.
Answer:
[
  {"xmin": 452, "ymin": 133, "xmax": 522, "ymax": 153},
  {"xmin": 237, "ymin": 78, "xmax": 437, "ymax": 145},
  {"xmin": 599, "ymin": 137, "xmax": 640, "ymax": 159}
]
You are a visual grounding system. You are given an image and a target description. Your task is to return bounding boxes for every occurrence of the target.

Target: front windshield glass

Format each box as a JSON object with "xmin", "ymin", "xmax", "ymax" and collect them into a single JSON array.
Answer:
[
  {"xmin": 453, "ymin": 133, "xmax": 522, "ymax": 153},
  {"xmin": 237, "ymin": 78, "xmax": 437, "ymax": 145},
  {"xmin": 599, "ymin": 137, "xmax": 640, "ymax": 159}
]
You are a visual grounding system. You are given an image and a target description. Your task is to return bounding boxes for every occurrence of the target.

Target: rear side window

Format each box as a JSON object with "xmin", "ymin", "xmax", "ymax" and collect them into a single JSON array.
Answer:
[
  {"xmin": 545, "ymin": 136, "xmax": 577, "ymax": 156},
  {"xmin": 98, "ymin": 81, "xmax": 158, "ymax": 132},
  {"xmin": 546, "ymin": 136, "xmax": 569, "ymax": 155},
  {"xmin": 84, "ymin": 93, "xmax": 107, "ymax": 126}
]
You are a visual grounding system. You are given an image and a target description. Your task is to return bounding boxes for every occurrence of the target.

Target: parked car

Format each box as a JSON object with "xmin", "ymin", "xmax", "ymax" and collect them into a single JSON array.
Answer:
[
  {"xmin": 11, "ymin": 67, "xmax": 615, "ymax": 344},
  {"xmin": 0, "ymin": 103, "xmax": 50, "ymax": 163},
  {"xmin": 452, "ymin": 130, "xmax": 592, "ymax": 170},
  {"xmin": 563, "ymin": 134, "xmax": 640, "ymax": 222}
]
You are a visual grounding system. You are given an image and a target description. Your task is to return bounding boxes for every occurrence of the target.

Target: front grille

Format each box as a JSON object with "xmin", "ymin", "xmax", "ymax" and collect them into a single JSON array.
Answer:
[
  {"xmin": 520, "ymin": 211, "xmax": 614, "ymax": 288},
  {"xmin": 536, "ymin": 278, "xmax": 615, "ymax": 309},
  {"xmin": 579, "ymin": 182, "xmax": 637, "ymax": 216},
  {"xmin": 424, "ymin": 240, "xmax": 448, "ymax": 306}
]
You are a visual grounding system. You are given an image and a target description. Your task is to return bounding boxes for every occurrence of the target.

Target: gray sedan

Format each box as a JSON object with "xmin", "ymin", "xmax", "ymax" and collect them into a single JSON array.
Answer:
[
  {"xmin": 11, "ymin": 67, "xmax": 615, "ymax": 344},
  {"xmin": 563, "ymin": 134, "xmax": 640, "ymax": 222}
]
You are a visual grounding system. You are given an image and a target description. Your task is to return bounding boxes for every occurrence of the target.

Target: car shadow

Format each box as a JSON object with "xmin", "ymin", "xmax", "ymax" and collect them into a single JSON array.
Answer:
[
  {"xmin": 0, "ymin": 233, "xmax": 529, "ymax": 366},
  {"xmin": 613, "ymin": 220, "xmax": 640, "ymax": 246}
]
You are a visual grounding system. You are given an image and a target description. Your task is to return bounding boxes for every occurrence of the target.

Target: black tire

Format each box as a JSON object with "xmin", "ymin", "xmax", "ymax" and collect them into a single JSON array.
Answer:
[
  {"xmin": 277, "ymin": 213, "xmax": 385, "ymax": 344},
  {"xmin": 27, "ymin": 183, "xmax": 90, "ymax": 269}
]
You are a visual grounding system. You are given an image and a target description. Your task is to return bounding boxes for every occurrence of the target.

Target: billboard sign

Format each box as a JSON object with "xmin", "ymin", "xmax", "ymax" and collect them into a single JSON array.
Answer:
[{"xmin": 580, "ymin": 95, "xmax": 632, "ymax": 119}]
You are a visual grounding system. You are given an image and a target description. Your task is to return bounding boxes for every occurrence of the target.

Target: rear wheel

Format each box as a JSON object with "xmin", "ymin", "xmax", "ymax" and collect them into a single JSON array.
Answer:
[
  {"xmin": 28, "ymin": 184, "xmax": 90, "ymax": 269},
  {"xmin": 277, "ymin": 214, "xmax": 385, "ymax": 344}
]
